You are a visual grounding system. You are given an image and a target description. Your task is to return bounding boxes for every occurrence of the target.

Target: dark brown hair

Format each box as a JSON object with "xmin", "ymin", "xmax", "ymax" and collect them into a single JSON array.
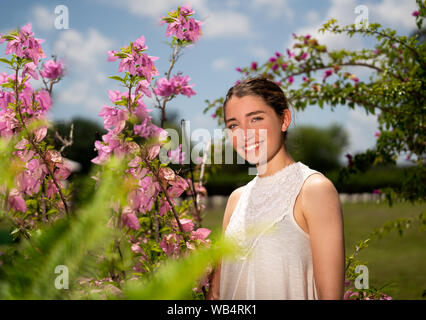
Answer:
[{"xmin": 223, "ymin": 76, "xmax": 290, "ymax": 142}]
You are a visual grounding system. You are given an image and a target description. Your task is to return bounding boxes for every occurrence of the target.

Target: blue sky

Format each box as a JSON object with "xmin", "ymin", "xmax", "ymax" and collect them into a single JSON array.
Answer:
[{"xmin": 0, "ymin": 0, "xmax": 419, "ymax": 165}]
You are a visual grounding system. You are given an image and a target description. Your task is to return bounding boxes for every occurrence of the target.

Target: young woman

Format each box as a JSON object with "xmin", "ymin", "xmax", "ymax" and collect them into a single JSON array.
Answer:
[{"xmin": 207, "ymin": 76, "xmax": 345, "ymax": 300}]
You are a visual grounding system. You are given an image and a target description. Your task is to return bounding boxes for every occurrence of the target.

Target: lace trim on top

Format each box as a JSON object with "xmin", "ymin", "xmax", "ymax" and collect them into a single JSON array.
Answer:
[{"xmin": 224, "ymin": 161, "xmax": 304, "ymax": 260}]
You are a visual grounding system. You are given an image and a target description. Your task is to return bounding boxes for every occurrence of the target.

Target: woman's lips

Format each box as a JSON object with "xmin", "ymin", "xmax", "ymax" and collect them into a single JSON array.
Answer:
[{"xmin": 243, "ymin": 140, "xmax": 264, "ymax": 152}]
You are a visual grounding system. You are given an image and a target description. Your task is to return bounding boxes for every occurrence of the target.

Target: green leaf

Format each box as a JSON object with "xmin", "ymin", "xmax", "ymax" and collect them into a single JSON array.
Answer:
[{"xmin": 0, "ymin": 58, "xmax": 13, "ymax": 66}]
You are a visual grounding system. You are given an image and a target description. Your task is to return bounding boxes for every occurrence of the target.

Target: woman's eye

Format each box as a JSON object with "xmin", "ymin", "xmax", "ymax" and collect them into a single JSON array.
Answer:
[
  {"xmin": 228, "ymin": 124, "xmax": 236, "ymax": 129},
  {"xmin": 252, "ymin": 117, "xmax": 263, "ymax": 122}
]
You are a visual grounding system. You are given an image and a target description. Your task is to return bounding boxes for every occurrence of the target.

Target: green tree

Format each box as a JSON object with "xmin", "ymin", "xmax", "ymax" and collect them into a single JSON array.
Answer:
[
  {"xmin": 205, "ymin": 0, "xmax": 425, "ymax": 205},
  {"xmin": 287, "ymin": 123, "xmax": 349, "ymax": 172}
]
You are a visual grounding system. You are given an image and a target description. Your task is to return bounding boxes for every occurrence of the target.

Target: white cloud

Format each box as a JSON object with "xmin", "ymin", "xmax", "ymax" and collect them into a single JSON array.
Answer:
[
  {"xmin": 53, "ymin": 28, "xmax": 114, "ymax": 112},
  {"xmin": 202, "ymin": 10, "xmax": 256, "ymax": 39},
  {"xmin": 284, "ymin": 0, "xmax": 364, "ymax": 52},
  {"xmin": 345, "ymin": 108, "xmax": 378, "ymax": 153},
  {"xmin": 54, "ymin": 28, "xmax": 114, "ymax": 71},
  {"xmin": 56, "ymin": 80, "xmax": 105, "ymax": 111},
  {"xmin": 366, "ymin": 0, "xmax": 418, "ymax": 30},
  {"xmin": 305, "ymin": 10, "xmax": 320, "ymax": 24},
  {"xmin": 211, "ymin": 57, "xmax": 232, "ymax": 71},
  {"xmin": 98, "ymin": 0, "xmax": 257, "ymax": 39},
  {"xmin": 251, "ymin": 0, "xmax": 294, "ymax": 20},
  {"xmin": 246, "ymin": 44, "xmax": 269, "ymax": 60},
  {"xmin": 32, "ymin": 5, "xmax": 56, "ymax": 32}
]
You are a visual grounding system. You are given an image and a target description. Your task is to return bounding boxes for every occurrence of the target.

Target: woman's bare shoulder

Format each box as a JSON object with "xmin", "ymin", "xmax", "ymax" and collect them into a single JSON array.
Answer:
[
  {"xmin": 222, "ymin": 186, "xmax": 245, "ymax": 233},
  {"xmin": 301, "ymin": 172, "xmax": 342, "ymax": 219}
]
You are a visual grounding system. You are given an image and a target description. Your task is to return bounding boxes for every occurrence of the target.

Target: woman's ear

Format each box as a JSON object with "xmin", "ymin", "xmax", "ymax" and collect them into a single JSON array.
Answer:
[{"xmin": 281, "ymin": 109, "xmax": 291, "ymax": 132}]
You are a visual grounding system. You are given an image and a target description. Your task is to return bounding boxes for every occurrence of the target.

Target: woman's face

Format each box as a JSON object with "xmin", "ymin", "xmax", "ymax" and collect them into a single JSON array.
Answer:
[{"xmin": 224, "ymin": 95, "xmax": 288, "ymax": 165}]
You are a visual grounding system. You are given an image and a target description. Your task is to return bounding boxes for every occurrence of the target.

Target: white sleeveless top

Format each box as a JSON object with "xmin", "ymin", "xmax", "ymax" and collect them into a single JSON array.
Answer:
[{"xmin": 219, "ymin": 161, "xmax": 324, "ymax": 300}]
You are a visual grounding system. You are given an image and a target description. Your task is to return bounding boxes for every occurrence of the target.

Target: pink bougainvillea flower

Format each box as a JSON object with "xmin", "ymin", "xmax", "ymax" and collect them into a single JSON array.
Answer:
[
  {"xmin": 286, "ymin": 49, "xmax": 295, "ymax": 58},
  {"xmin": 107, "ymin": 50, "xmax": 119, "ymax": 61},
  {"xmin": 159, "ymin": 196, "xmax": 172, "ymax": 216},
  {"xmin": 135, "ymin": 79, "xmax": 152, "ymax": 97},
  {"xmin": 160, "ymin": 233, "xmax": 182, "ymax": 257},
  {"xmin": 161, "ymin": 5, "xmax": 202, "ymax": 43},
  {"xmin": 122, "ymin": 208, "xmax": 140, "ymax": 230},
  {"xmin": 54, "ymin": 164, "xmax": 71, "ymax": 181},
  {"xmin": 40, "ymin": 59, "xmax": 65, "ymax": 80},
  {"xmin": 250, "ymin": 62, "xmax": 257, "ymax": 70},
  {"xmin": 99, "ymin": 104, "xmax": 128, "ymax": 130},
  {"xmin": 171, "ymin": 218, "xmax": 194, "ymax": 233},
  {"xmin": 300, "ymin": 52, "xmax": 308, "ymax": 60},
  {"xmin": 168, "ymin": 144, "xmax": 185, "ymax": 164},
  {"xmin": 349, "ymin": 74, "xmax": 359, "ymax": 83},
  {"xmin": 153, "ymin": 73, "xmax": 195, "ymax": 98},
  {"xmin": 185, "ymin": 180, "xmax": 207, "ymax": 197},
  {"xmin": 148, "ymin": 143, "xmax": 161, "ymax": 161},
  {"xmin": 35, "ymin": 90, "xmax": 52, "ymax": 112},
  {"xmin": 22, "ymin": 62, "xmax": 38, "ymax": 80},
  {"xmin": 132, "ymin": 35, "xmax": 148, "ymax": 51},
  {"xmin": 323, "ymin": 69, "xmax": 333, "ymax": 80},
  {"xmin": 181, "ymin": 218, "xmax": 194, "ymax": 233},
  {"xmin": 373, "ymin": 189, "xmax": 381, "ymax": 195},
  {"xmin": 412, "ymin": 10, "xmax": 419, "ymax": 17},
  {"xmin": 190, "ymin": 227, "xmax": 211, "ymax": 240},
  {"xmin": 134, "ymin": 117, "xmax": 152, "ymax": 138},
  {"xmin": 288, "ymin": 76, "xmax": 294, "ymax": 84},
  {"xmin": 0, "ymin": 72, "xmax": 11, "ymax": 84},
  {"xmin": 281, "ymin": 63, "xmax": 288, "ymax": 70},
  {"xmin": 150, "ymin": 124, "xmax": 169, "ymax": 143},
  {"xmin": 34, "ymin": 126, "xmax": 47, "ymax": 143},
  {"xmin": 8, "ymin": 188, "xmax": 27, "ymax": 212},
  {"xmin": 107, "ymin": 90, "xmax": 124, "ymax": 104},
  {"xmin": 345, "ymin": 153, "xmax": 354, "ymax": 166},
  {"xmin": 153, "ymin": 77, "xmax": 174, "ymax": 97},
  {"xmin": 167, "ymin": 175, "xmax": 189, "ymax": 197},
  {"xmin": 91, "ymin": 132, "xmax": 120, "ymax": 165},
  {"xmin": 170, "ymin": 73, "xmax": 196, "ymax": 97}
]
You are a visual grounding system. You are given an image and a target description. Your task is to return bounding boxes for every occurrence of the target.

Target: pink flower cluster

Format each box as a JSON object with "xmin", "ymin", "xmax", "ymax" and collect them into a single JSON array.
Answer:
[
  {"xmin": 0, "ymin": 23, "xmax": 70, "ymax": 213},
  {"xmin": 92, "ymin": 35, "xmax": 169, "ymax": 165},
  {"xmin": 160, "ymin": 217, "xmax": 211, "ymax": 258},
  {"xmin": 0, "ymin": 23, "xmax": 45, "ymax": 66},
  {"xmin": 0, "ymin": 75, "xmax": 51, "ymax": 137},
  {"xmin": 153, "ymin": 72, "xmax": 196, "ymax": 98},
  {"xmin": 161, "ymin": 5, "xmax": 203, "ymax": 43},
  {"xmin": 167, "ymin": 144, "xmax": 186, "ymax": 164},
  {"xmin": 107, "ymin": 35, "xmax": 159, "ymax": 82},
  {"xmin": 40, "ymin": 59, "xmax": 65, "ymax": 80},
  {"xmin": 92, "ymin": 91, "xmax": 167, "ymax": 164},
  {"xmin": 10, "ymin": 143, "xmax": 71, "ymax": 212}
]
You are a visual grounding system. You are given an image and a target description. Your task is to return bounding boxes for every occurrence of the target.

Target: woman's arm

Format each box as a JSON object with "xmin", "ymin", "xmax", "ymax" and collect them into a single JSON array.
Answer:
[
  {"xmin": 206, "ymin": 187, "xmax": 244, "ymax": 300},
  {"xmin": 302, "ymin": 174, "xmax": 345, "ymax": 300}
]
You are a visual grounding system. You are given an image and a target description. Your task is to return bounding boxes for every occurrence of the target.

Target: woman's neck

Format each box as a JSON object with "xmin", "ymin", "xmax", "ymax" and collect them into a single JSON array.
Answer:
[{"xmin": 256, "ymin": 145, "xmax": 295, "ymax": 178}]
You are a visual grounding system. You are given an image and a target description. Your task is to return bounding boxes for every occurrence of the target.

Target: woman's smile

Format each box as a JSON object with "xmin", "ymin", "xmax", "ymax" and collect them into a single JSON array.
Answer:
[{"xmin": 242, "ymin": 140, "xmax": 264, "ymax": 153}]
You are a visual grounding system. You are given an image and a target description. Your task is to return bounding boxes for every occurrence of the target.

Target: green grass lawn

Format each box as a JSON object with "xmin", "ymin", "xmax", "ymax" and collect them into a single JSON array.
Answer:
[{"xmin": 201, "ymin": 200, "xmax": 426, "ymax": 300}]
